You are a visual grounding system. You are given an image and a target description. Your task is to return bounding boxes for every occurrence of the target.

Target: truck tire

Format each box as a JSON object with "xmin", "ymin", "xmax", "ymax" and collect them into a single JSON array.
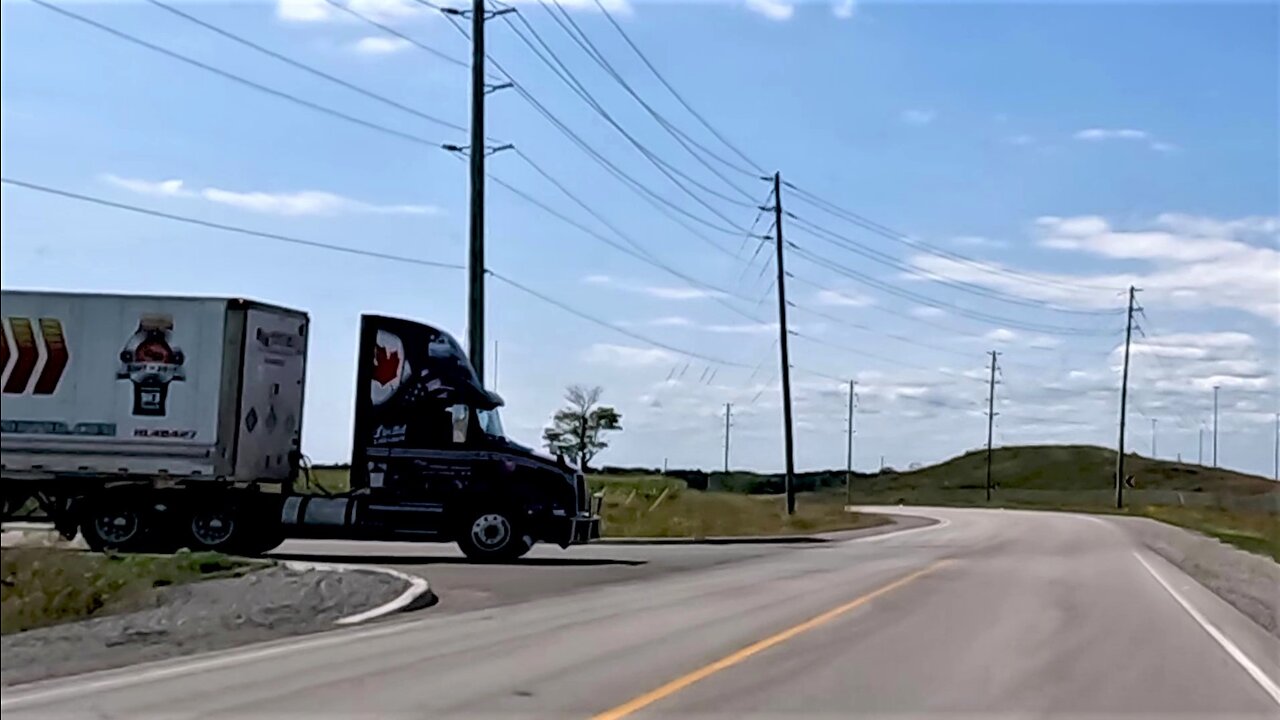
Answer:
[
  {"xmin": 185, "ymin": 503, "xmax": 246, "ymax": 554},
  {"xmin": 80, "ymin": 501, "xmax": 150, "ymax": 553},
  {"xmin": 456, "ymin": 508, "xmax": 534, "ymax": 561}
]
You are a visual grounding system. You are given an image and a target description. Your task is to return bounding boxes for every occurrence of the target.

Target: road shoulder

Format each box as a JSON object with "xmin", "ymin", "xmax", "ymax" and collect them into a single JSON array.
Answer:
[{"xmin": 1106, "ymin": 514, "xmax": 1280, "ymax": 638}]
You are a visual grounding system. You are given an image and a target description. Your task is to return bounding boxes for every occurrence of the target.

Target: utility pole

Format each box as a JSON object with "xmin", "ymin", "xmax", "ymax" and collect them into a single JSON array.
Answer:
[
  {"xmin": 1198, "ymin": 425, "xmax": 1204, "ymax": 465},
  {"xmin": 1115, "ymin": 285, "xmax": 1138, "ymax": 509},
  {"xmin": 985, "ymin": 350, "xmax": 998, "ymax": 503},
  {"xmin": 773, "ymin": 172, "xmax": 797, "ymax": 515},
  {"xmin": 846, "ymin": 379, "xmax": 856, "ymax": 508},
  {"xmin": 1213, "ymin": 385, "xmax": 1220, "ymax": 467},
  {"xmin": 466, "ymin": 0, "xmax": 487, "ymax": 383},
  {"xmin": 1151, "ymin": 418, "xmax": 1158, "ymax": 458},
  {"xmin": 1273, "ymin": 412, "xmax": 1278, "ymax": 481},
  {"xmin": 723, "ymin": 403, "xmax": 732, "ymax": 473}
]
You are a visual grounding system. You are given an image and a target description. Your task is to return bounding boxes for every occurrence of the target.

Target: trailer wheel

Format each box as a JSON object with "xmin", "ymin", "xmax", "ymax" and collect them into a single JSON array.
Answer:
[
  {"xmin": 81, "ymin": 502, "xmax": 148, "ymax": 552},
  {"xmin": 457, "ymin": 508, "xmax": 533, "ymax": 561}
]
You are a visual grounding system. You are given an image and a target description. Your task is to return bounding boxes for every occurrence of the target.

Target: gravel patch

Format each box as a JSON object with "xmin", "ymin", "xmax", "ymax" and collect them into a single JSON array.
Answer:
[
  {"xmin": 1106, "ymin": 515, "xmax": 1280, "ymax": 638},
  {"xmin": 1, "ymin": 564, "xmax": 411, "ymax": 686}
]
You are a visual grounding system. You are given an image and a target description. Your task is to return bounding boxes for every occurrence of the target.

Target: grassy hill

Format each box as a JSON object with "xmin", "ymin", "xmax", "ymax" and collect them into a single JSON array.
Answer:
[{"xmin": 624, "ymin": 444, "xmax": 1276, "ymax": 497}]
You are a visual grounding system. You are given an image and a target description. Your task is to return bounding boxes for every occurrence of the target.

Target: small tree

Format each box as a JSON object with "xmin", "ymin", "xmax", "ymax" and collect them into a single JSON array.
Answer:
[{"xmin": 542, "ymin": 385, "xmax": 622, "ymax": 471}]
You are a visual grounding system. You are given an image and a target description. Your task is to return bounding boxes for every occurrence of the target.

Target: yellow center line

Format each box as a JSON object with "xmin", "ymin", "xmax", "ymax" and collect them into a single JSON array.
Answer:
[{"xmin": 590, "ymin": 558, "xmax": 952, "ymax": 720}]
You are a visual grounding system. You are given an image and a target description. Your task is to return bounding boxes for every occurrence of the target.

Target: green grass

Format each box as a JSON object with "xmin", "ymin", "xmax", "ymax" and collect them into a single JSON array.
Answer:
[
  {"xmin": 1, "ymin": 549, "xmax": 257, "ymax": 635},
  {"xmin": 588, "ymin": 476, "xmax": 888, "ymax": 538},
  {"xmin": 1136, "ymin": 506, "xmax": 1280, "ymax": 562}
]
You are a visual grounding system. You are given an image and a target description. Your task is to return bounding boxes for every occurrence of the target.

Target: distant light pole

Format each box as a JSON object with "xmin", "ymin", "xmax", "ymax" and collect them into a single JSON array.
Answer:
[
  {"xmin": 1151, "ymin": 418, "xmax": 1158, "ymax": 458},
  {"xmin": 1213, "ymin": 385, "xmax": 1220, "ymax": 468}
]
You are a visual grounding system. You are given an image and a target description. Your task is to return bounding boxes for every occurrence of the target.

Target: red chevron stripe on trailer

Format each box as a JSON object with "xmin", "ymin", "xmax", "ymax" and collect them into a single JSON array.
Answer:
[
  {"xmin": 3, "ymin": 318, "xmax": 37, "ymax": 394},
  {"xmin": 32, "ymin": 318, "xmax": 69, "ymax": 395},
  {"xmin": 0, "ymin": 323, "xmax": 9, "ymax": 379}
]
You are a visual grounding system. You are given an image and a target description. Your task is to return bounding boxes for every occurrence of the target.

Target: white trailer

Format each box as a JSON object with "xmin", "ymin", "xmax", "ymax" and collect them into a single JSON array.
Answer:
[{"xmin": 1, "ymin": 290, "xmax": 308, "ymax": 551}]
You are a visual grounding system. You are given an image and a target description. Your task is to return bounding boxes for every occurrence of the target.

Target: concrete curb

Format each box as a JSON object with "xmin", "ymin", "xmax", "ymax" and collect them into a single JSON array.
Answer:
[
  {"xmin": 281, "ymin": 561, "xmax": 435, "ymax": 625},
  {"xmin": 596, "ymin": 535, "xmax": 829, "ymax": 545}
]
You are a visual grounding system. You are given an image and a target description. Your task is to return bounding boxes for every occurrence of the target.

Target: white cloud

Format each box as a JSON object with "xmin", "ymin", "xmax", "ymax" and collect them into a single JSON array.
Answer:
[
  {"xmin": 582, "ymin": 275, "xmax": 725, "ymax": 301},
  {"xmin": 584, "ymin": 343, "xmax": 676, "ymax": 368},
  {"xmin": 103, "ymin": 174, "xmax": 438, "ymax": 216},
  {"xmin": 1005, "ymin": 134, "xmax": 1035, "ymax": 146},
  {"xmin": 351, "ymin": 36, "xmax": 411, "ymax": 55},
  {"xmin": 911, "ymin": 306, "xmax": 947, "ymax": 318},
  {"xmin": 277, "ymin": 0, "xmax": 431, "ymax": 24},
  {"xmin": 901, "ymin": 109, "xmax": 936, "ymax": 126},
  {"xmin": 1027, "ymin": 335, "xmax": 1064, "ymax": 350},
  {"xmin": 910, "ymin": 212, "xmax": 1280, "ymax": 323},
  {"xmin": 1073, "ymin": 127, "xmax": 1177, "ymax": 153},
  {"xmin": 815, "ymin": 289, "xmax": 874, "ymax": 307},
  {"xmin": 985, "ymin": 328, "xmax": 1019, "ymax": 343},
  {"xmin": 1075, "ymin": 128, "xmax": 1149, "ymax": 141},
  {"xmin": 704, "ymin": 322, "xmax": 778, "ymax": 335},
  {"xmin": 102, "ymin": 174, "xmax": 188, "ymax": 198},
  {"xmin": 950, "ymin": 235, "xmax": 1007, "ymax": 249},
  {"xmin": 745, "ymin": 0, "xmax": 795, "ymax": 20},
  {"xmin": 648, "ymin": 316, "xmax": 694, "ymax": 327},
  {"xmin": 277, "ymin": 0, "xmax": 331, "ymax": 22},
  {"xmin": 832, "ymin": 0, "xmax": 856, "ymax": 19},
  {"xmin": 645, "ymin": 286, "xmax": 724, "ymax": 300}
]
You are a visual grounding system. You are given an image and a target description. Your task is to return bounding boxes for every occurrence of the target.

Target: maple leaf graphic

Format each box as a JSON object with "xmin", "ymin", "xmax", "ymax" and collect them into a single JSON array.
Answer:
[{"xmin": 372, "ymin": 346, "xmax": 401, "ymax": 386}]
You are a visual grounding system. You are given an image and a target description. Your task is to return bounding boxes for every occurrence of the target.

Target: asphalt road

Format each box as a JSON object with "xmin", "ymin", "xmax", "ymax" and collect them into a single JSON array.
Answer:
[{"xmin": 4, "ymin": 507, "xmax": 1279, "ymax": 719}]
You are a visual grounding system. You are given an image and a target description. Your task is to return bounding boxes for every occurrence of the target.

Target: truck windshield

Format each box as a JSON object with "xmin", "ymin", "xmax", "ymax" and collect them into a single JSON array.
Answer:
[{"xmin": 477, "ymin": 408, "xmax": 505, "ymax": 439}]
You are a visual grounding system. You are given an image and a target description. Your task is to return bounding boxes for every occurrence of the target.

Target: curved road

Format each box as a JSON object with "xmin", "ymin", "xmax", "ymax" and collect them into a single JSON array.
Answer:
[{"xmin": 4, "ymin": 507, "xmax": 1278, "ymax": 718}]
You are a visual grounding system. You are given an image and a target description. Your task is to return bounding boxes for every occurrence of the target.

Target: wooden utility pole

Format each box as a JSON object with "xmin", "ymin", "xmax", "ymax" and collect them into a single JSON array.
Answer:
[
  {"xmin": 466, "ymin": 0, "xmax": 487, "ymax": 383},
  {"xmin": 1151, "ymin": 418, "xmax": 1158, "ymax": 458},
  {"xmin": 985, "ymin": 350, "xmax": 998, "ymax": 503},
  {"xmin": 846, "ymin": 379, "xmax": 856, "ymax": 507},
  {"xmin": 1115, "ymin": 285, "xmax": 1137, "ymax": 509},
  {"xmin": 773, "ymin": 173, "xmax": 797, "ymax": 515},
  {"xmin": 723, "ymin": 403, "xmax": 732, "ymax": 473}
]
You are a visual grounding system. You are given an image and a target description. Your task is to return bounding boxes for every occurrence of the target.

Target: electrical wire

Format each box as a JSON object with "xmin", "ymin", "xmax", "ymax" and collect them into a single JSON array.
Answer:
[
  {"xmin": 146, "ymin": 0, "xmax": 469, "ymax": 134},
  {"xmin": 29, "ymin": 0, "xmax": 452, "ymax": 151},
  {"xmin": 1, "ymin": 178, "xmax": 465, "ymax": 271}
]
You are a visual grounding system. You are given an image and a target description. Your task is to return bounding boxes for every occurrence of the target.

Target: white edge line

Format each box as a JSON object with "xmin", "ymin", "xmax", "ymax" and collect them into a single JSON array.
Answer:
[
  {"xmin": 1, "ymin": 563, "xmax": 431, "ymax": 710},
  {"xmin": 846, "ymin": 514, "xmax": 951, "ymax": 543},
  {"xmin": 1132, "ymin": 550, "xmax": 1280, "ymax": 707},
  {"xmin": 281, "ymin": 560, "xmax": 431, "ymax": 625}
]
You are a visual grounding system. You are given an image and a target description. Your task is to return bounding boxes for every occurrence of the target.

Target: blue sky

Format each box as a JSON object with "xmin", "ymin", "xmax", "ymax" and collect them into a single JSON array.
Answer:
[{"xmin": 2, "ymin": 0, "xmax": 1277, "ymax": 477}]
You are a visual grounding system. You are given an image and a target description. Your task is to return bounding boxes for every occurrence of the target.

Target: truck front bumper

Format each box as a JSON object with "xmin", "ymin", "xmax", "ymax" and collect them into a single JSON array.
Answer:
[{"xmin": 553, "ymin": 493, "xmax": 603, "ymax": 547}]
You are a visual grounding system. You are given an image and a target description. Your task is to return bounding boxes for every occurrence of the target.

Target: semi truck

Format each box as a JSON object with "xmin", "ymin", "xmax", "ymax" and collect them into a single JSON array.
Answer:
[{"xmin": 0, "ymin": 290, "xmax": 601, "ymax": 559}]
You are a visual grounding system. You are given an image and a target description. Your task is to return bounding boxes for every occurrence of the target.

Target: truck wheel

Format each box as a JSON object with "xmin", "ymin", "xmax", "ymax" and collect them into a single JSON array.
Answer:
[
  {"xmin": 185, "ymin": 504, "xmax": 244, "ymax": 554},
  {"xmin": 457, "ymin": 509, "xmax": 533, "ymax": 561},
  {"xmin": 81, "ymin": 502, "xmax": 149, "ymax": 552}
]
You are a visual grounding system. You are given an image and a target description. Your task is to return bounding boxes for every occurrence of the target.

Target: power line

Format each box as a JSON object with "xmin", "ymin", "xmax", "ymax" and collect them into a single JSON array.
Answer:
[
  {"xmin": 586, "ymin": 0, "xmax": 764, "ymax": 178},
  {"xmin": 782, "ymin": 180, "xmax": 1126, "ymax": 294},
  {"xmin": 145, "ymin": 0, "xmax": 469, "ymax": 134},
  {"xmin": 322, "ymin": 0, "xmax": 472, "ymax": 70},
  {"xmin": 1, "ymin": 178, "xmax": 465, "ymax": 271},
  {"xmin": 489, "ymin": 271, "xmax": 754, "ymax": 369},
  {"xmin": 535, "ymin": 0, "xmax": 758, "ymax": 205},
  {"xmin": 787, "ymin": 211, "xmax": 1123, "ymax": 317},
  {"xmin": 29, "ymin": 0, "xmax": 452, "ymax": 151},
  {"xmin": 788, "ymin": 241, "xmax": 1119, "ymax": 337},
  {"xmin": 2, "ymin": 176, "xmax": 763, "ymax": 373},
  {"xmin": 492, "ymin": 9, "xmax": 753, "ymax": 235}
]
